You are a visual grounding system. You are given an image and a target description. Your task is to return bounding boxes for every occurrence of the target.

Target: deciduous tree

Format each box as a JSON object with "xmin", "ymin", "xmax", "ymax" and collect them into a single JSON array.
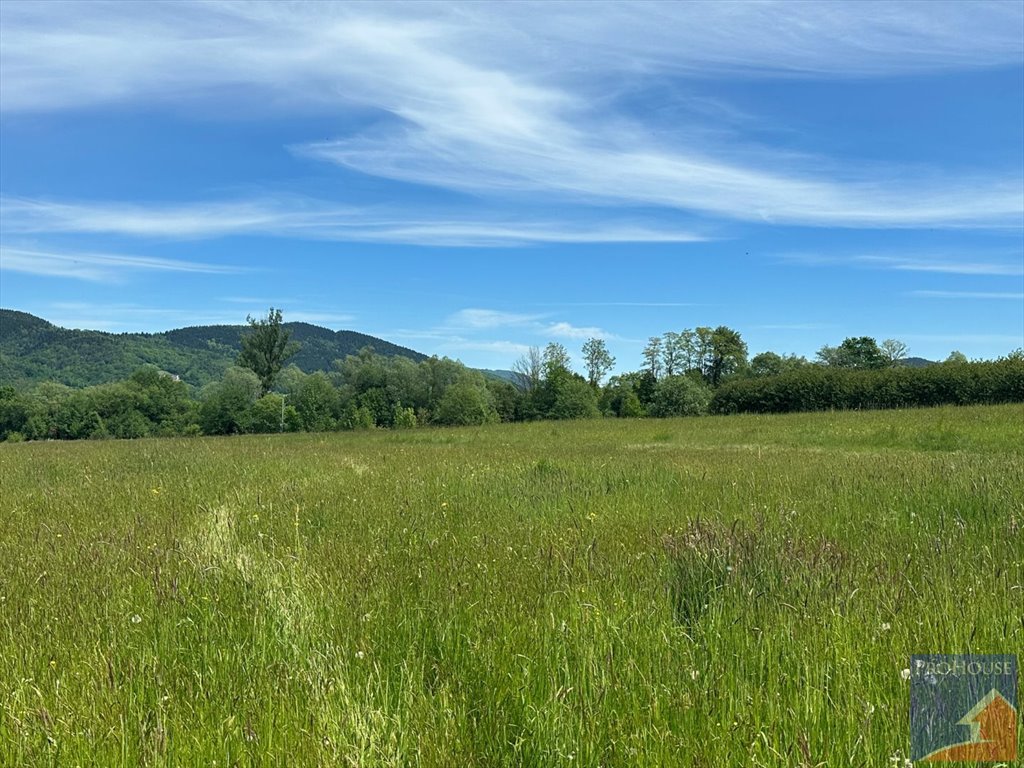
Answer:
[
  {"xmin": 581, "ymin": 338, "xmax": 615, "ymax": 387},
  {"xmin": 237, "ymin": 308, "xmax": 300, "ymax": 395},
  {"xmin": 642, "ymin": 336, "xmax": 663, "ymax": 379}
]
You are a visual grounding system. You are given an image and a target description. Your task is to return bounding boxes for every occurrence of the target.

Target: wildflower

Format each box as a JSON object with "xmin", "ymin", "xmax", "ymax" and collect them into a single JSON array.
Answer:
[
  {"xmin": 131, "ymin": 614, "xmax": 142, "ymax": 624},
  {"xmin": 355, "ymin": 650, "xmax": 365, "ymax": 660},
  {"xmin": 49, "ymin": 659, "xmax": 57, "ymax": 669},
  {"xmin": 151, "ymin": 488, "xmax": 161, "ymax": 495},
  {"xmin": 441, "ymin": 502, "xmax": 448, "ymax": 509},
  {"xmin": 880, "ymin": 622, "xmax": 891, "ymax": 632}
]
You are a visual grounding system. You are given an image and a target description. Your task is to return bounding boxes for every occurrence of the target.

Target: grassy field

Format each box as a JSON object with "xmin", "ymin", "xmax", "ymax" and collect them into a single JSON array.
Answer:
[{"xmin": 1, "ymin": 405, "xmax": 1021, "ymax": 766}]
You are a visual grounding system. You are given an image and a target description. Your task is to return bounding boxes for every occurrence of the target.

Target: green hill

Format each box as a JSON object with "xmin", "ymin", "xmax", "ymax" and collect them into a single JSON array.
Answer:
[{"xmin": 0, "ymin": 309, "xmax": 428, "ymax": 389}]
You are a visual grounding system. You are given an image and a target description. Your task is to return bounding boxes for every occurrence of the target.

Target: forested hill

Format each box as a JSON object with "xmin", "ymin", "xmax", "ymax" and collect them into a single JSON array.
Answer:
[{"xmin": 0, "ymin": 309, "xmax": 428, "ymax": 389}]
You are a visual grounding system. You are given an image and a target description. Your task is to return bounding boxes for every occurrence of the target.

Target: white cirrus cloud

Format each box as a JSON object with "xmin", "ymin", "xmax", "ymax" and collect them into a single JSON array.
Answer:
[
  {"xmin": 0, "ymin": 197, "xmax": 708, "ymax": 246},
  {"xmin": 1, "ymin": 2, "xmax": 1020, "ymax": 230},
  {"xmin": 544, "ymin": 322, "xmax": 616, "ymax": 340},
  {"xmin": 444, "ymin": 308, "xmax": 616, "ymax": 341},
  {"xmin": 0, "ymin": 246, "xmax": 241, "ymax": 282},
  {"xmin": 446, "ymin": 308, "xmax": 547, "ymax": 329},
  {"xmin": 782, "ymin": 252, "xmax": 1024, "ymax": 276}
]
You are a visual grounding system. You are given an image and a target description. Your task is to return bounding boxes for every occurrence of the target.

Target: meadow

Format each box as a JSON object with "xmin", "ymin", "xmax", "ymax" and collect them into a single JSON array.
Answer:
[{"xmin": 1, "ymin": 404, "xmax": 1021, "ymax": 767}]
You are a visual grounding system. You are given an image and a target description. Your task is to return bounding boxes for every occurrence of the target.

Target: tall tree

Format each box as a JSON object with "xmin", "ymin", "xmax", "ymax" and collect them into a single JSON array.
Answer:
[
  {"xmin": 694, "ymin": 327, "xmax": 715, "ymax": 379},
  {"xmin": 512, "ymin": 346, "xmax": 544, "ymax": 391},
  {"xmin": 707, "ymin": 326, "xmax": 748, "ymax": 387},
  {"xmin": 642, "ymin": 336, "xmax": 663, "ymax": 379},
  {"xmin": 880, "ymin": 338, "xmax": 909, "ymax": 367},
  {"xmin": 677, "ymin": 329, "xmax": 699, "ymax": 373},
  {"xmin": 581, "ymin": 338, "xmax": 615, "ymax": 387},
  {"xmin": 237, "ymin": 308, "xmax": 300, "ymax": 395},
  {"xmin": 542, "ymin": 342, "xmax": 572, "ymax": 378},
  {"xmin": 662, "ymin": 332, "xmax": 681, "ymax": 376},
  {"xmin": 817, "ymin": 336, "xmax": 885, "ymax": 370}
]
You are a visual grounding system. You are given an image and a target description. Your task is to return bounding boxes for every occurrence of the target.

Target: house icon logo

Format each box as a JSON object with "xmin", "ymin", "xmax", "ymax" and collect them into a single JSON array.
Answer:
[{"xmin": 911, "ymin": 654, "xmax": 1018, "ymax": 762}]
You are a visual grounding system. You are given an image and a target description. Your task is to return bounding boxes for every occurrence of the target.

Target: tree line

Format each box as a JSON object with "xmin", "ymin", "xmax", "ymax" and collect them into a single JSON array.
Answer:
[{"xmin": 1, "ymin": 310, "xmax": 1021, "ymax": 442}]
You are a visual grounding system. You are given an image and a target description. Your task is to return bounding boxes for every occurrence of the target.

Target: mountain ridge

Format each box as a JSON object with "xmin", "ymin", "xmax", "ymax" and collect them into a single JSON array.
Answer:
[{"xmin": 0, "ymin": 308, "xmax": 431, "ymax": 389}]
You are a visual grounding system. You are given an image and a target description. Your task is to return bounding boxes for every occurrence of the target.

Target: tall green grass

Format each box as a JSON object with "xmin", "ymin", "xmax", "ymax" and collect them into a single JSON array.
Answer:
[{"xmin": 1, "ymin": 404, "xmax": 1021, "ymax": 766}]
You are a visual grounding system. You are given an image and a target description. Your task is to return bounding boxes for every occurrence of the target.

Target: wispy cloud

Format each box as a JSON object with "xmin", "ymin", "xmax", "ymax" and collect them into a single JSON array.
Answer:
[
  {"xmin": 909, "ymin": 290, "xmax": 1024, "ymax": 300},
  {"xmin": 446, "ymin": 308, "xmax": 547, "ymax": 329},
  {"xmin": 0, "ymin": 246, "xmax": 240, "ymax": 282},
  {"xmin": 544, "ymin": 321, "xmax": 615, "ymax": 340},
  {"xmin": 1, "ymin": 3, "xmax": 1021, "ymax": 230},
  {"xmin": 376, "ymin": 329, "xmax": 532, "ymax": 358},
  {"xmin": 4, "ymin": 1, "xmax": 1020, "ymax": 112},
  {"xmin": 444, "ymin": 307, "xmax": 616, "ymax": 341},
  {"xmin": 0, "ymin": 197, "xmax": 708, "ymax": 246},
  {"xmin": 783, "ymin": 252, "xmax": 1024, "ymax": 276},
  {"xmin": 856, "ymin": 255, "xmax": 1024, "ymax": 276}
]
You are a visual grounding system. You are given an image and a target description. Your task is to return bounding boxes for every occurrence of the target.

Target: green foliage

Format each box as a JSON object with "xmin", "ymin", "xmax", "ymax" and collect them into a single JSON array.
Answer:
[
  {"xmin": 711, "ymin": 358, "xmax": 1024, "ymax": 414},
  {"xmin": 0, "ymin": 365, "xmax": 197, "ymax": 441},
  {"xmin": 294, "ymin": 372, "xmax": 339, "ymax": 432},
  {"xmin": 601, "ymin": 374, "xmax": 646, "ymax": 418},
  {"xmin": 749, "ymin": 351, "xmax": 810, "ymax": 378},
  {"xmin": 392, "ymin": 405, "xmax": 418, "ymax": 429},
  {"xmin": 199, "ymin": 367, "xmax": 262, "ymax": 435},
  {"xmin": 642, "ymin": 336, "xmax": 663, "ymax": 378},
  {"xmin": 549, "ymin": 376, "xmax": 600, "ymax": 420},
  {"xmin": 581, "ymin": 338, "xmax": 615, "ymax": 387},
  {"xmin": 237, "ymin": 308, "xmax": 301, "ymax": 395},
  {"xmin": 650, "ymin": 375, "xmax": 712, "ymax": 417},
  {"xmin": 542, "ymin": 342, "xmax": 572, "ymax": 379},
  {"xmin": 817, "ymin": 336, "xmax": 887, "ymax": 370},
  {"xmin": 434, "ymin": 380, "xmax": 498, "ymax": 426},
  {"xmin": 243, "ymin": 394, "xmax": 300, "ymax": 434},
  {"xmin": 705, "ymin": 326, "xmax": 748, "ymax": 386},
  {"xmin": 640, "ymin": 326, "xmax": 747, "ymax": 387},
  {"xmin": 486, "ymin": 379, "xmax": 525, "ymax": 423}
]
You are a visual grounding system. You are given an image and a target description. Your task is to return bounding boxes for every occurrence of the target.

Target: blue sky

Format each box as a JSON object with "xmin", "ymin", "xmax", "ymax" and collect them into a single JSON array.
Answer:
[{"xmin": 1, "ymin": 0, "xmax": 1022, "ymax": 372}]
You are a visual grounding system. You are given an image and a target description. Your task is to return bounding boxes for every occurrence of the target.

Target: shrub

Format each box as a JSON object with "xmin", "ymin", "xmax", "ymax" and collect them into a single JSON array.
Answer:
[
  {"xmin": 434, "ymin": 381, "xmax": 497, "ymax": 426},
  {"xmin": 650, "ymin": 375, "xmax": 712, "ymax": 417},
  {"xmin": 711, "ymin": 359, "xmax": 1024, "ymax": 414}
]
